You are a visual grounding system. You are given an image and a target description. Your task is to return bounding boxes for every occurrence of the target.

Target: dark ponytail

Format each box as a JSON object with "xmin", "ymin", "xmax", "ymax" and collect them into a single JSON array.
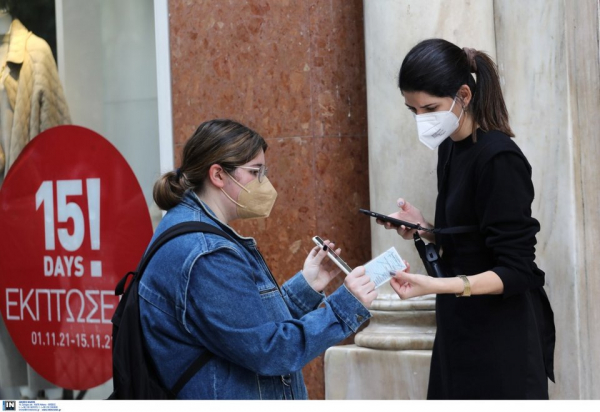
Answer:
[
  {"xmin": 398, "ymin": 38, "xmax": 514, "ymax": 138},
  {"xmin": 153, "ymin": 119, "xmax": 268, "ymax": 210},
  {"xmin": 152, "ymin": 170, "xmax": 191, "ymax": 211}
]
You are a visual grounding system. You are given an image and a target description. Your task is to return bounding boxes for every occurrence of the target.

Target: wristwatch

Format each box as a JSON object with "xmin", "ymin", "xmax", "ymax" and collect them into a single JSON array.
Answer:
[{"xmin": 456, "ymin": 275, "xmax": 471, "ymax": 297}]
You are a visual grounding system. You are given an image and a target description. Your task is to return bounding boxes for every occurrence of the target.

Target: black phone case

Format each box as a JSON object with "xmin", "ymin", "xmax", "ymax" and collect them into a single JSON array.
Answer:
[{"xmin": 359, "ymin": 209, "xmax": 420, "ymax": 230}]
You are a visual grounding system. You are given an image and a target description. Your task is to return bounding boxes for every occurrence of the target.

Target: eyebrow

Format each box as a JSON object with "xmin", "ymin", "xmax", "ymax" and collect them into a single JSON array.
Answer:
[{"xmin": 405, "ymin": 103, "xmax": 438, "ymax": 109}]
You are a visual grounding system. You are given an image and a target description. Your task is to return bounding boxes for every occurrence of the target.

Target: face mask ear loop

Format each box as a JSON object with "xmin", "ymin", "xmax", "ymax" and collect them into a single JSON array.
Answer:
[
  {"xmin": 449, "ymin": 97, "xmax": 457, "ymax": 112},
  {"xmin": 451, "ymin": 95, "xmax": 465, "ymax": 123},
  {"xmin": 220, "ymin": 188, "xmax": 247, "ymax": 209},
  {"xmin": 220, "ymin": 170, "xmax": 249, "ymax": 209},
  {"xmin": 224, "ymin": 170, "xmax": 250, "ymax": 193}
]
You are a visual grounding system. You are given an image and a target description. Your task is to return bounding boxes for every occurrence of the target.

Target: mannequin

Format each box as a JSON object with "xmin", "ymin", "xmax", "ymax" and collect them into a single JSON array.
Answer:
[{"xmin": 0, "ymin": 17, "xmax": 70, "ymax": 183}]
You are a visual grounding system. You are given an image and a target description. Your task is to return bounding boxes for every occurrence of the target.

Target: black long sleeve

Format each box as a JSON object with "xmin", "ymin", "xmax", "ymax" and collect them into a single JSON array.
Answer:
[
  {"xmin": 429, "ymin": 129, "xmax": 554, "ymax": 399},
  {"xmin": 475, "ymin": 151, "xmax": 545, "ymax": 297}
]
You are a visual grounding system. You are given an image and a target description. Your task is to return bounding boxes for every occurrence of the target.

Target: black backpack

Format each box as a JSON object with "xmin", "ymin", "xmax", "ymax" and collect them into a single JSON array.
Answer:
[{"xmin": 108, "ymin": 221, "xmax": 233, "ymax": 399}]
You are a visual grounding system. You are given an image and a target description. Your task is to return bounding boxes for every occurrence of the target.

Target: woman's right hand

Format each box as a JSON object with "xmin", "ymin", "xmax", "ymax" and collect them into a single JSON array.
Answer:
[
  {"xmin": 376, "ymin": 197, "xmax": 432, "ymax": 240},
  {"xmin": 344, "ymin": 266, "xmax": 378, "ymax": 308},
  {"xmin": 390, "ymin": 261, "xmax": 435, "ymax": 299}
]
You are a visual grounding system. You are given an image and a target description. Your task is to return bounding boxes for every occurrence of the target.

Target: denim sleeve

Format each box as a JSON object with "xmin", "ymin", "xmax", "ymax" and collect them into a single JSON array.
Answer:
[
  {"xmin": 183, "ymin": 247, "xmax": 371, "ymax": 376},
  {"xmin": 280, "ymin": 271, "xmax": 325, "ymax": 318}
]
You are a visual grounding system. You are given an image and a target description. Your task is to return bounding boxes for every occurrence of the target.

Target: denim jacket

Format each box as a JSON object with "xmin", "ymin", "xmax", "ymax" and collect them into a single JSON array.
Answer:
[{"xmin": 139, "ymin": 191, "xmax": 371, "ymax": 399}]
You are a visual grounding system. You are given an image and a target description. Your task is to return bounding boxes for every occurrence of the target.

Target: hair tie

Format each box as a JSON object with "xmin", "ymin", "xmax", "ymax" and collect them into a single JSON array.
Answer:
[
  {"xmin": 463, "ymin": 47, "xmax": 478, "ymax": 72},
  {"xmin": 176, "ymin": 168, "xmax": 182, "ymax": 179}
]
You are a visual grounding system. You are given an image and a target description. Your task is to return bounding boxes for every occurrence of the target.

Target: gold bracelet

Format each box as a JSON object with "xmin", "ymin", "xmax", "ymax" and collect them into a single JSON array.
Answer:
[{"xmin": 455, "ymin": 275, "xmax": 471, "ymax": 297}]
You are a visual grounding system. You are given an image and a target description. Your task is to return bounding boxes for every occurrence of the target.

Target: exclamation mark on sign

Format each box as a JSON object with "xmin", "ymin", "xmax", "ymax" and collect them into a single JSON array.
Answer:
[{"xmin": 87, "ymin": 178, "xmax": 101, "ymax": 277}]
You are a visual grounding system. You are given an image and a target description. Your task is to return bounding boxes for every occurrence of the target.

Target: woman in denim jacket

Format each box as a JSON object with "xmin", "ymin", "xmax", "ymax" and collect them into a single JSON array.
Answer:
[{"xmin": 139, "ymin": 119, "xmax": 377, "ymax": 399}]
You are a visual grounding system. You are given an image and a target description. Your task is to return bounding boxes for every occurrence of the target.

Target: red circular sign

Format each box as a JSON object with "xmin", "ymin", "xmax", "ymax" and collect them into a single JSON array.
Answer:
[{"xmin": 0, "ymin": 126, "xmax": 153, "ymax": 390}]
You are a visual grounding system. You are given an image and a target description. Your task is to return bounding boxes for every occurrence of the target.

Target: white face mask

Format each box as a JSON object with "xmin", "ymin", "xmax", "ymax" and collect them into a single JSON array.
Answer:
[{"xmin": 414, "ymin": 97, "xmax": 464, "ymax": 150}]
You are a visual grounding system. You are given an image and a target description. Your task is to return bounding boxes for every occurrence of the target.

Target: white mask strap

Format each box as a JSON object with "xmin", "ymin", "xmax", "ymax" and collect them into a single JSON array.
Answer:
[
  {"xmin": 449, "ymin": 97, "xmax": 457, "ymax": 112},
  {"xmin": 452, "ymin": 96, "xmax": 465, "ymax": 123}
]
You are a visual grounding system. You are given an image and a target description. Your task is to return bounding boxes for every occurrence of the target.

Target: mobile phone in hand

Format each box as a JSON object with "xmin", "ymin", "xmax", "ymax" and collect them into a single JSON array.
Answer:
[
  {"xmin": 358, "ymin": 208, "xmax": 421, "ymax": 230},
  {"xmin": 312, "ymin": 236, "xmax": 352, "ymax": 275}
]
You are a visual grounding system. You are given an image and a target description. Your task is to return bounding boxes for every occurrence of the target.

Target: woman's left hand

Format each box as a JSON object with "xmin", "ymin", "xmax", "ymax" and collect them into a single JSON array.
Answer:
[
  {"xmin": 302, "ymin": 240, "xmax": 342, "ymax": 293},
  {"xmin": 390, "ymin": 261, "xmax": 436, "ymax": 299}
]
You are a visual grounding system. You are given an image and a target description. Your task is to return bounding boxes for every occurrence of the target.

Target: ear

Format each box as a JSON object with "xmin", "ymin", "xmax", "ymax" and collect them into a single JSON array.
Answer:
[
  {"xmin": 457, "ymin": 84, "xmax": 473, "ymax": 107},
  {"xmin": 207, "ymin": 164, "xmax": 227, "ymax": 189}
]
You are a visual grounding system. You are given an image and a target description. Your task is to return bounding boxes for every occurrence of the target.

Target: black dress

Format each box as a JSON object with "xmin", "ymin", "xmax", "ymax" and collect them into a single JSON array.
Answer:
[{"xmin": 427, "ymin": 129, "xmax": 556, "ymax": 400}]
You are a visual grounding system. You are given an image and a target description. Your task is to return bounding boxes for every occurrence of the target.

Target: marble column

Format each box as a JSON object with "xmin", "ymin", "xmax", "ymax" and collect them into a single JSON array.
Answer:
[
  {"xmin": 494, "ymin": 0, "xmax": 600, "ymax": 399},
  {"xmin": 325, "ymin": 296, "xmax": 435, "ymax": 399},
  {"xmin": 324, "ymin": 0, "xmax": 496, "ymax": 399}
]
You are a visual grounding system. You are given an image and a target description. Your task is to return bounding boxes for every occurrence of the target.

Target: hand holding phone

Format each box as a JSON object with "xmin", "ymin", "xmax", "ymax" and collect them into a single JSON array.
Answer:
[
  {"xmin": 359, "ymin": 208, "xmax": 429, "ymax": 231},
  {"xmin": 312, "ymin": 236, "xmax": 352, "ymax": 275}
]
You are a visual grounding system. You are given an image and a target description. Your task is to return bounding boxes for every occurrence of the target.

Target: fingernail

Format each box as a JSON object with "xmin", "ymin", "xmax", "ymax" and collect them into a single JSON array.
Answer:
[
  {"xmin": 323, "ymin": 245, "xmax": 328, "ymax": 251},
  {"xmin": 398, "ymin": 200, "xmax": 404, "ymax": 207},
  {"xmin": 389, "ymin": 271, "xmax": 396, "ymax": 276}
]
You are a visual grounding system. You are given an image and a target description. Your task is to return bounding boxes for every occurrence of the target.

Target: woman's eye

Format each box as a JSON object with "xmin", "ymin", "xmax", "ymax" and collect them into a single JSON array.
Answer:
[{"xmin": 251, "ymin": 170, "xmax": 259, "ymax": 176}]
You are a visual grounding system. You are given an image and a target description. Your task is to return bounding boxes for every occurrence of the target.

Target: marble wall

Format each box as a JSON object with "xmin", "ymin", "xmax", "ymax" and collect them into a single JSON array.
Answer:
[
  {"xmin": 360, "ymin": 0, "xmax": 600, "ymax": 400},
  {"xmin": 566, "ymin": 1, "xmax": 600, "ymax": 399},
  {"xmin": 494, "ymin": 0, "xmax": 600, "ymax": 399},
  {"xmin": 168, "ymin": 0, "xmax": 370, "ymax": 399}
]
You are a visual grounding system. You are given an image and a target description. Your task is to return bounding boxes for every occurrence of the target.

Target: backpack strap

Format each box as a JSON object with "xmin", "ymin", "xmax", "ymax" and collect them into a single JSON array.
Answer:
[
  {"xmin": 115, "ymin": 222, "xmax": 234, "ymax": 295},
  {"xmin": 131, "ymin": 221, "xmax": 234, "ymax": 397},
  {"xmin": 171, "ymin": 351, "xmax": 214, "ymax": 395},
  {"xmin": 137, "ymin": 221, "xmax": 234, "ymax": 277}
]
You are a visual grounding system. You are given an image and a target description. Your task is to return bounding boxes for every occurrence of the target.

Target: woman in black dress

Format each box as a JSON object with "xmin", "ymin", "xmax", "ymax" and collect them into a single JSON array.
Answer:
[{"xmin": 381, "ymin": 39, "xmax": 556, "ymax": 400}]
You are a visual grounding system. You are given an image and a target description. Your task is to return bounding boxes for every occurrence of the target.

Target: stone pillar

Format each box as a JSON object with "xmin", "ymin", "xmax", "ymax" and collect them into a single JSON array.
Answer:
[
  {"xmin": 494, "ymin": 0, "xmax": 600, "ymax": 399},
  {"xmin": 325, "ymin": 296, "xmax": 435, "ymax": 399},
  {"xmin": 324, "ymin": 0, "xmax": 496, "ymax": 399},
  {"xmin": 354, "ymin": 296, "xmax": 435, "ymax": 351}
]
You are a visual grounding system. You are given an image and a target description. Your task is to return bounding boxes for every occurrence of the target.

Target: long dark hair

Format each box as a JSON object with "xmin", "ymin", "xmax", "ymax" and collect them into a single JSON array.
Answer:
[
  {"xmin": 398, "ymin": 38, "xmax": 514, "ymax": 137},
  {"xmin": 153, "ymin": 119, "xmax": 268, "ymax": 210}
]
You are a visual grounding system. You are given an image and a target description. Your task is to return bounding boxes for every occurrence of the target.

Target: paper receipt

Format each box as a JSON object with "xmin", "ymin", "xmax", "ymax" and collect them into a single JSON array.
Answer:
[{"xmin": 364, "ymin": 247, "xmax": 407, "ymax": 288}]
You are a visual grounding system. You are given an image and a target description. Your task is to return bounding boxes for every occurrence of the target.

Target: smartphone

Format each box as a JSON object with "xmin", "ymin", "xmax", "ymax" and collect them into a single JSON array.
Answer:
[
  {"xmin": 312, "ymin": 236, "xmax": 352, "ymax": 276},
  {"xmin": 358, "ymin": 208, "xmax": 422, "ymax": 230}
]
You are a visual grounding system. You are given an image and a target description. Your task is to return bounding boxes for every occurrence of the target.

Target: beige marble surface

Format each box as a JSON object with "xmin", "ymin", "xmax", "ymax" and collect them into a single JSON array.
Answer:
[
  {"xmin": 494, "ymin": 0, "xmax": 600, "ymax": 399},
  {"xmin": 354, "ymin": 296, "xmax": 435, "ymax": 350},
  {"xmin": 493, "ymin": 0, "xmax": 571, "ymax": 399},
  {"xmin": 325, "ymin": 346, "xmax": 432, "ymax": 400},
  {"xmin": 566, "ymin": 1, "xmax": 600, "ymax": 399}
]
